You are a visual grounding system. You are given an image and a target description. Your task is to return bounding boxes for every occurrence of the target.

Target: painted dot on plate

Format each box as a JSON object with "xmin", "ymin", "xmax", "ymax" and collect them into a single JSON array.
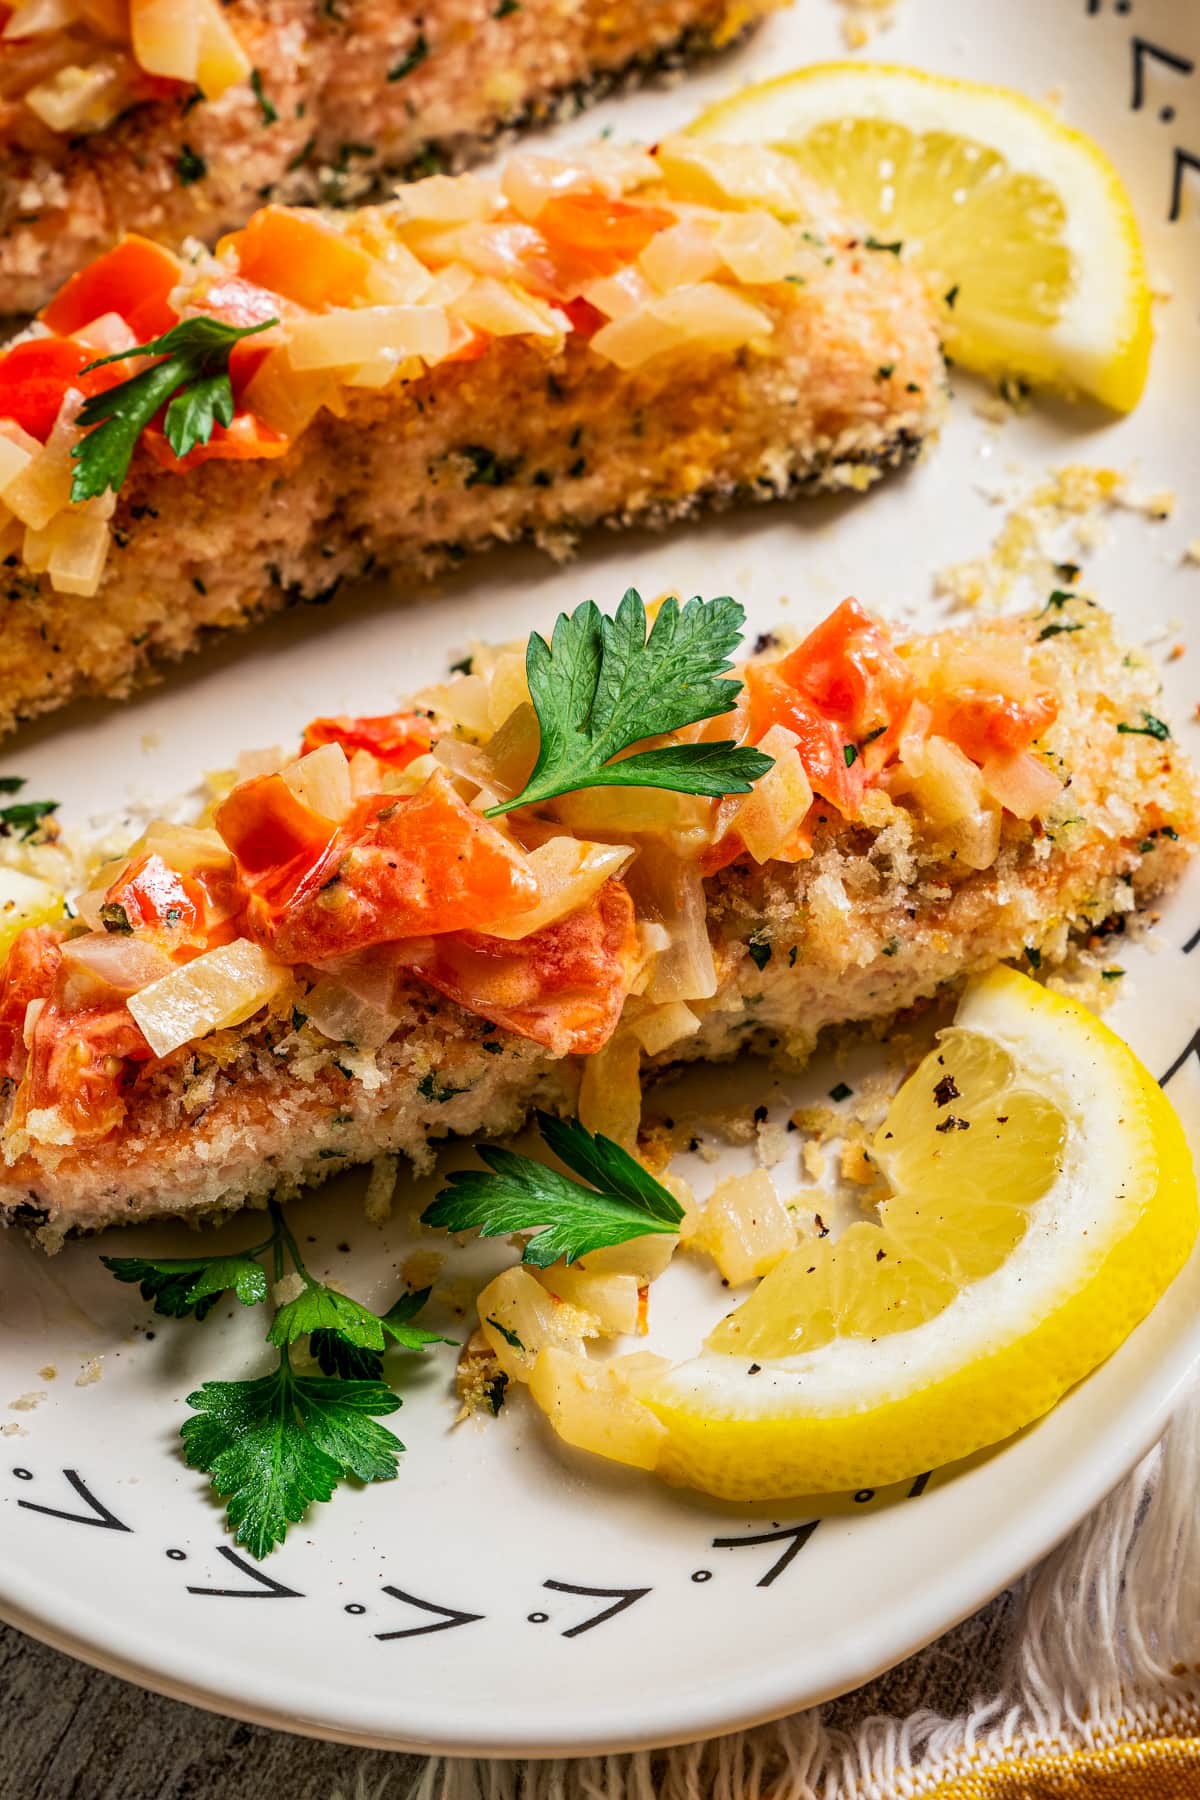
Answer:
[
  {"xmin": 165, "ymin": 1548, "xmax": 187, "ymax": 1561},
  {"xmin": 1160, "ymin": 106, "xmax": 1176, "ymax": 124},
  {"xmin": 691, "ymin": 1570, "xmax": 713, "ymax": 1584},
  {"xmin": 854, "ymin": 1489, "xmax": 876, "ymax": 1504},
  {"xmin": 344, "ymin": 1603, "xmax": 367, "ymax": 1616},
  {"xmin": 1115, "ymin": 0, "xmax": 1131, "ymax": 12},
  {"xmin": 13, "ymin": 1468, "xmax": 33, "ymax": 1482},
  {"xmin": 527, "ymin": 1611, "xmax": 550, "ymax": 1624}
]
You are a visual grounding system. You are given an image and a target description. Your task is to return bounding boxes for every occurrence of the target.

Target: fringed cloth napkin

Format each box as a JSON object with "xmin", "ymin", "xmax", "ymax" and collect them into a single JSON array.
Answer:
[{"xmin": 404, "ymin": 1383, "xmax": 1200, "ymax": 1800}]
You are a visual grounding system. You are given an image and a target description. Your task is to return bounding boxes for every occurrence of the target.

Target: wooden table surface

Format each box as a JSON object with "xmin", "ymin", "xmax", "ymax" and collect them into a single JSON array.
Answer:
[{"xmin": 1, "ymin": 1592, "xmax": 1018, "ymax": 1799}]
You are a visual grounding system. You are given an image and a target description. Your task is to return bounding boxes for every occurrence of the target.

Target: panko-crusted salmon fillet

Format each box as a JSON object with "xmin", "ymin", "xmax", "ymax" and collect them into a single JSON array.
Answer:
[
  {"xmin": 0, "ymin": 589, "xmax": 1192, "ymax": 1245},
  {"xmin": 0, "ymin": 137, "xmax": 944, "ymax": 737},
  {"xmin": 0, "ymin": 0, "xmax": 781, "ymax": 316}
]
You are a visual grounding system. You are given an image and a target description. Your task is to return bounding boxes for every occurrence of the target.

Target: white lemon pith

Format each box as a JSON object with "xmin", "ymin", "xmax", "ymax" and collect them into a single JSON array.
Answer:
[
  {"xmin": 689, "ymin": 63, "xmax": 1152, "ymax": 410},
  {"xmin": 0, "ymin": 865, "xmax": 64, "ymax": 957},
  {"xmin": 582, "ymin": 967, "xmax": 1198, "ymax": 1501}
]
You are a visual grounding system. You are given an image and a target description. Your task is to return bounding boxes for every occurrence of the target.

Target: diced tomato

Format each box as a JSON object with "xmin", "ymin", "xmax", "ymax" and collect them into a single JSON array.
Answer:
[
  {"xmin": 215, "ymin": 772, "xmax": 341, "ymax": 898},
  {"xmin": 238, "ymin": 771, "xmax": 540, "ymax": 964},
  {"xmin": 777, "ymin": 599, "xmax": 915, "ymax": 748},
  {"xmin": 537, "ymin": 195, "xmax": 674, "ymax": 270},
  {"xmin": 390, "ymin": 877, "xmax": 638, "ymax": 1056},
  {"xmin": 560, "ymin": 296, "xmax": 605, "ymax": 338},
  {"xmin": 40, "ymin": 235, "xmax": 182, "ymax": 341},
  {"xmin": 0, "ymin": 338, "xmax": 92, "ymax": 442},
  {"xmin": 15, "ymin": 981, "xmax": 153, "ymax": 1145},
  {"xmin": 219, "ymin": 207, "xmax": 377, "ymax": 312},
  {"xmin": 935, "ymin": 688, "xmax": 1059, "ymax": 764},
  {"xmin": 0, "ymin": 925, "xmax": 63, "ymax": 1081},
  {"xmin": 194, "ymin": 273, "xmax": 290, "ymax": 332},
  {"xmin": 142, "ymin": 411, "xmax": 291, "ymax": 473},
  {"xmin": 301, "ymin": 711, "xmax": 439, "ymax": 771},
  {"xmin": 744, "ymin": 599, "xmax": 916, "ymax": 816},
  {"xmin": 101, "ymin": 851, "xmax": 244, "ymax": 955},
  {"xmin": 743, "ymin": 662, "xmax": 865, "ymax": 817}
]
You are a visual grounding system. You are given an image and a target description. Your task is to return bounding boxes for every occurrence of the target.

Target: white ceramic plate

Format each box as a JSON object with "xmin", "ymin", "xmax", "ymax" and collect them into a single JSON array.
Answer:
[{"xmin": 2, "ymin": 0, "xmax": 1200, "ymax": 1757}]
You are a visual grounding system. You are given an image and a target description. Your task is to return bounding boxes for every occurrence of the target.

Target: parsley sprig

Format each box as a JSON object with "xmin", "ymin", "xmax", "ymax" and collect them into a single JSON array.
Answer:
[
  {"xmin": 70, "ymin": 316, "xmax": 278, "ymax": 503},
  {"xmin": 422, "ymin": 1112, "xmax": 685, "ymax": 1267},
  {"xmin": 102, "ymin": 1202, "xmax": 452, "ymax": 1558},
  {"xmin": 483, "ymin": 589, "xmax": 773, "ymax": 817}
]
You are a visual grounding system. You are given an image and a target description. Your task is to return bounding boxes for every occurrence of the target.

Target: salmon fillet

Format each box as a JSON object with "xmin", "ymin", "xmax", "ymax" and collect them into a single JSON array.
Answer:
[
  {"xmin": 0, "ymin": 0, "xmax": 779, "ymax": 316},
  {"xmin": 1, "ymin": 600, "xmax": 1193, "ymax": 1246},
  {"xmin": 0, "ymin": 138, "xmax": 943, "ymax": 738}
]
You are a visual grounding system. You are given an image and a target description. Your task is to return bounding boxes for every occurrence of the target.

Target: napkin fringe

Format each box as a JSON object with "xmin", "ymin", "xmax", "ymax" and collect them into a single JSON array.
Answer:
[{"xmin": 401, "ymin": 1386, "xmax": 1200, "ymax": 1800}]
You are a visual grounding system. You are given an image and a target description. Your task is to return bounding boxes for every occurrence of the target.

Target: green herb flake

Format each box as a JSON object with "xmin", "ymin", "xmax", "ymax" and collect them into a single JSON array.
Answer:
[
  {"xmin": 864, "ymin": 235, "xmax": 903, "ymax": 255},
  {"xmin": 1117, "ymin": 713, "xmax": 1170, "ymax": 742},
  {"xmin": 176, "ymin": 143, "xmax": 207, "ymax": 185},
  {"xmin": 1101, "ymin": 967, "xmax": 1125, "ymax": 981},
  {"xmin": 0, "ymin": 798, "xmax": 58, "ymax": 839},
  {"xmin": 1026, "ymin": 945, "xmax": 1042, "ymax": 970},
  {"xmin": 1038, "ymin": 622, "xmax": 1084, "ymax": 641},
  {"xmin": 882, "ymin": 937, "xmax": 899, "ymax": 957},
  {"xmin": 486, "ymin": 1316, "xmax": 525, "ymax": 1350},
  {"xmin": 387, "ymin": 30, "xmax": 428, "ymax": 80},
  {"xmin": 250, "ymin": 68, "xmax": 278, "ymax": 124},
  {"xmin": 875, "ymin": 364, "xmax": 895, "ymax": 380},
  {"xmin": 944, "ymin": 283, "xmax": 959, "ymax": 309},
  {"xmin": 829, "ymin": 1082, "xmax": 852, "ymax": 1103},
  {"xmin": 0, "ymin": 776, "xmax": 24, "ymax": 794},
  {"xmin": 747, "ymin": 937, "xmax": 772, "ymax": 971},
  {"xmin": 843, "ymin": 743, "xmax": 858, "ymax": 767}
]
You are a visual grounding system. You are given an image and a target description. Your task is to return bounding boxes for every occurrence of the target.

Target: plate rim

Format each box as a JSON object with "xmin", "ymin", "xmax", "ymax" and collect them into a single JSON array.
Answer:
[{"xmin": 2, "ymin": 1284, "xmax": 1197, "ymax": 1757}]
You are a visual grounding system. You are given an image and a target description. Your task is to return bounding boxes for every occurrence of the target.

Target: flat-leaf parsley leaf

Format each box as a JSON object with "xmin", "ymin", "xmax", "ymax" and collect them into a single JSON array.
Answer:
[
  {"xmin": 71, "ymin": 315, "xmax": 278, "ymax": 502},
  {"xmin": 484, "ymin": 589, "xmax": 773, "ymax": 816},
  {"xmin": 422, "ymin": 1110, "xmax": 684, "ymax": 1267}
]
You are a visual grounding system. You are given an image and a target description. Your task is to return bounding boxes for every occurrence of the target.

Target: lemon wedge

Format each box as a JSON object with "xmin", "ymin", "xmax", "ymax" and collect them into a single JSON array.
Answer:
[
  {"xmin": 0, "ymin": 864, "xmax": 64, "ymax": 958},
  {"xmin": 689, "ymin": 63, "xmax": 1152, "ymax": 410},
  {"xmin": 626, "ymin": 967, "xmax": 1196, "ymax": 1499}
]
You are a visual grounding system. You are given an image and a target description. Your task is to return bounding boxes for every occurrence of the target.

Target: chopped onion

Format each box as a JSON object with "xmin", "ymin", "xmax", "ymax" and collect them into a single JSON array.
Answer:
[
  {"xmin": 696, "ymin": 1169, "xmax": 796, "ymax": 1285},
  {"xmin": 485, "ymin": 650, "xmax": 531, "ymax": 731},
  {"xmin": 581, "ymin": 265, "xmax": 656, "ymax": 320},
  {"xmin": 718, "ymin": 723, "xmax": 812, "ymax": 863},
  {"xmin": 625, "ymin": 847, "xmax": 716, "ymax": 1003},
  {"xmin": 234, "ymin": 744, "xmax": 285, "ymax": 781},
  {"xmin": 3, "ymin": 0, "xmax": 76, "ymax": 36},
  {"xmin": 304, "ymin": 974, "xmax": 398, "ymax": 1051},
  {"xmin": 500, "ymin": 153, "xmax": 596, "ymax": 222},
  {"xmin": 286, "ymin": 305, "xmax": 451, "ymax": 373},
  {"xmin": 578, "ymin": 1030, "xmax": 642, "ymax": 1150},
  {"xmin": 413, "ymin": 673, "xmax": 492, "ymax": 736},
  {"xmin": 395, "ymin": 173, "xmax": 496, "ymax": 227},
  {"xmin": 281, "ymin": 741, "xmax": 353, "ymax": 823},
  {"xmin": 72, "ymin": 310, "xmax": 138, "ymax": 358},
  {"xmin": 26, "ymin": 509, "xmax": 111, "ymax": 597},
  {"xmin": 478, "ymin": 699, "xmax": 538, "ymax": 803},
  {"xmin": 714, "ymin": 211, "xmax": 800, "ymax": 284},
  {"xmin": 628, "ymin": 998, "xmax": 701, "ymax": 1056},
  {"xmin": 59, "ymin": 932, "xmax": 174, "ymax": 1009},
  {"xmin": 638, "ymin": 221, "xmax": 722, "ymax": 292},
  {"xmin": 981, "ymin": 748, "xmax": 1062, "ymax": 821},
  {"xmin": 451, "ymin": 275, "xmax": 561, "ymax": 339},
  {"xmin": 24, "ymin": 57, "xmax": 127, "ymax": 133},
  {"xmin": 1, "ymin": 402, "xmax": 78, "ymax": 529},
  {"xmin": 534, "ymin": 1264, "xmax": 639, "ymax": 1335},
  {"xmin": 127, "ymin": 939, "xmax": 290, "ymax": 1059},
  {"xmin": 477, "ymin": 1265, "xmax": 590, "ymax": 1382},
  {"xmin": 130, "ymin": 0, "xmax": 200, "ymax": 83},
  {"xmin": 241, "ymin": 349, "xmax": 346, "ymax": 437},
  {"xmin": 590, "ymin": 283, "xmax": 773, "ymax": 370},
  {"xmin": 528, "ymin": 1347, "xmax": 668, "ymax": 1472},
  {"xmin": 655, "ymin": 136, "xmax": 825, "ymax": 221},
  {"xmin": 421, "ymin": 263, "xmax": 474, "ymax": 308},
  {"xmin": 485, "ymin": 837, "xmax": 635, "ymax": 940},
  {"xmin": 905, "ymin": 735, "xmax": 1003, "ymax": 869}
]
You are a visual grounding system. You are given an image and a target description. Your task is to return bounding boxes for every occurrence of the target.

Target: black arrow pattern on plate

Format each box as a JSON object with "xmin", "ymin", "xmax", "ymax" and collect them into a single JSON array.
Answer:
[
  {"xmin": 541, "ymin": 1579, "xmax": 652, "ymax": 1638},
  {"xmin": 710, "ymin": 1521, "xmax": 821, "ymax": 1588},
  {"xmin": 185, "ymin": 1545, "xmax": 305, "ymax": 1598},
  {"xmin": 16, "ymin": 1468, "xmax": 131, "ymax": 1532},
  {"xmin": 374, "ymin": 1585, "xmax": 485, "ymax": 1640}
]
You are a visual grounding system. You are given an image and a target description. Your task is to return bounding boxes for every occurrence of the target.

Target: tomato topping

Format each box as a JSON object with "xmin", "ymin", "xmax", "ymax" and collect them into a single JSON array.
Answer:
[
  {"xmin": 40, "ymin": 236, "xmax": 182, "ymax": 341},
  {"xmin": 101, "ymin": 851, "xmax": 244, "ymax": 954},
  {"xmin": 195, "ymin": 273, "xmax": 290, "ymax": 332},
  {"xmin": 215, "ymin": 773, "xmax": 340, "ymax": 904},
  {"xmin": 935, "ymin": 688, "xmax": 1059, "ymax": 763},
  {"xmin": 537, "ymin": 195, "xmax": 674, "ymax": 270},
  {"xmin": 219, "ymin": 207, "xmax": 377, "ymax": 312},
  {"xmin": 235, "ymin": 771, "xmax": 540, "ymax": 964},
  {"xmin": 390, "ymin": 878, "xmax": 638, "ymax": 1056},
  {"xmin": 559, "ymin": 296, "xmax": 605, "ymax": 338},
  {"xmin": 16, "ymin": 982, "xmax": 153, "ymax": 1145},
  {"xmin": 0, "ymin": 339, "xmax": 92, "ymax": 442},
  {"xmin": 142, "ymin": 410, "xmax": 290, "ymax": 472},
  {"xmin": 301, "ymin": 711, "xmax": 439, "ymax": 770},
  {"xmin": 0, "ymin": 925, "xmax": 63, "ymax": 1081},
  {"xmin": 744, "ymin": 600, "xmax": 916, "ymax": 817}
]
